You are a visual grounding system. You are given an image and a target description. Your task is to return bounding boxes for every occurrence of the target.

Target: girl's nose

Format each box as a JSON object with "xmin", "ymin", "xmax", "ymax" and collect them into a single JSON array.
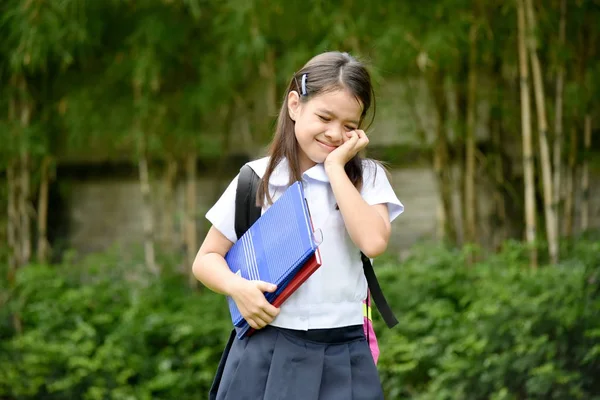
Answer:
[{"xmin": 324, "ymin": 126, "xmax": 344, "ymax": 144}]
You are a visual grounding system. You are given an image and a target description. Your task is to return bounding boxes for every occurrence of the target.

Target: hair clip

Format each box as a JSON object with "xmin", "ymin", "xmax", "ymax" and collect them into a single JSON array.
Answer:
[{"xmin": 301, "ymin": 73, "xmax": 308, "ymax": 96}]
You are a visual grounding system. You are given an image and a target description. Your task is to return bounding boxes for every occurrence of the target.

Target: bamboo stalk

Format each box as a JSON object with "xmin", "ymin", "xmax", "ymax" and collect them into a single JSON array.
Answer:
[
  {"xmin": 581, "ymin": 114, "xmax": 592, "ymax": 231},
  {"xmin": 404, "ymin": 79, "xmax": 428, "ymax": 146},
  {"xmin": 564, "ymin": 127, "xmax": 576, "ymax": 237},
  {"xmin": 19, "ymin": 148, "xmax": 31, "ymax": 267},
  {"xmin": 7, "ymin": 161, "xmax": 18, "ymax": 280},
  {"xmin": 7, "ymin": 89, "xmax": 20, "ymax": 273},
  {"xmin": 139, "ymin": 143, "xmax": 159, "ymax": 276},
  {"xmin": 553, "ymin": 0, "xmax": 566, "ymax": 239},
  {"xmin": 133, "ymin": 83, "xmax": 159, "ymax": 276},
  {"xmin": 433, "ymin": 135, "xmax": 453, "ymax": 243},
  {"xmin": 18, "ymin": 75, "xmax": 32, "ymax": 266},
  {"xmin": 162, "ymin": 156, "xmax": 178, "ymax": 251},
  {"xmin": 580, "ymin": 15, "xmax": 596, "ymax": 232},
  {"xmin": 429, "ymin": 71, "xmax": 456, "ymax": 244},
  {"xmin": 464, "ymin": 22, "xmax": 478, "ymax": 259},
  {"xmin": 492, "ymin": 111, "xmax": 507, "ymax": 249},
  {"xmin": 455, "ymin": 62, "xmax": 468, "ymax": 247},
  {"xmin": 37, "ymin": 156, "xmax": 51, "ymax": 263},
  {"xmin": 525, "ymin": 0, "xmax": 559, "ymax": 264},
  {"xmin": 262, "ymin": 48, "xmax": 277, "ymax": 118},
  {"xmin": 517, "ymin": 0, "xmax": 537, "ymax": 268}
]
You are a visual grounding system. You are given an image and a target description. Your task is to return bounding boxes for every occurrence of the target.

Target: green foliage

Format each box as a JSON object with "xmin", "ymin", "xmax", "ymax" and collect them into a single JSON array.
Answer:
[
  {"xmin": 1, "ymin": 238, "xmax": 599, "ymax": 399},
  {"xmin": 375, "ymin": 239, "xmax": 600, "ymax": 399},
  {"xmin": 0, "ymin": 0, "xmax": 90, "ymax": 73},
  {"xmin": 0, "ymin": 253, "xmax": 231, "ymax": 399},
  {"xmin": 1, "ymin": 0, "xmax": 598, "ymax": 165}
]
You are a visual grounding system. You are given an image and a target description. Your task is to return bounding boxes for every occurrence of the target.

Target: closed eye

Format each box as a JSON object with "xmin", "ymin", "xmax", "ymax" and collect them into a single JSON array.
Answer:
[{"xmin": 317, "ymin": 115, "xmax": 331, "ymax": 122}]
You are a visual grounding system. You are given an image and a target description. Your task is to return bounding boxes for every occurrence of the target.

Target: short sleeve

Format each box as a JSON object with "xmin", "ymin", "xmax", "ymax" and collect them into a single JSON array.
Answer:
[
  {"xmin": 205, "ymin": 174, "xmax": 239, "ymax": 243},
  {"xmin": 361, "ymin": 161, "xmax": 404, "ymax": 223}
]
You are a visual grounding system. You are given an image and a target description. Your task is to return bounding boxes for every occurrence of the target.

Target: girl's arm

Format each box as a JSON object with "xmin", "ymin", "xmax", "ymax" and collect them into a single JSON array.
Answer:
[
  {"xmin": 193, "ymin": 226, "xmax": 280, "ymax": 329},
  {"xmin": 325, "ymin": 164, "xmax": 391, "ymax": 258},
  {"xmin": 192, "ymin": 226, "xmax": 241, "ymax": 295},
  {"xmin": 324, "ymin": 129, "xmax": 392, "ymax": 258}
]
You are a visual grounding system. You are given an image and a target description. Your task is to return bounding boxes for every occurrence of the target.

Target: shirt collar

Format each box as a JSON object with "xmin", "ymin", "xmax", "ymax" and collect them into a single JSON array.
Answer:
[{"xmin": 268, "ymin": 157, "xmax": 330, "ymax": 186}]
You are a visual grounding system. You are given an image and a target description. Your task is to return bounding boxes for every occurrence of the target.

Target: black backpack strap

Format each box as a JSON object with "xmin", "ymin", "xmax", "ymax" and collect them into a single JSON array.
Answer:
[
  {"xmin": 361, "ymin": 252, "xmax": 398, "ymax": 328},
  {"xmin": 234, "ymin": 164, "xmax": 262, "ymax": 240},
  {"xmin": 212, "ymin": 164, "xmax": 262, "ymax": 396}
]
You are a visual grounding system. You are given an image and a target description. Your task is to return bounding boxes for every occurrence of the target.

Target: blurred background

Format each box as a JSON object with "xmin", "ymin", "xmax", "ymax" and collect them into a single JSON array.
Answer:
[{"xmin": 1, "ymin": 0, "xmax": 599, "ymax": 399}]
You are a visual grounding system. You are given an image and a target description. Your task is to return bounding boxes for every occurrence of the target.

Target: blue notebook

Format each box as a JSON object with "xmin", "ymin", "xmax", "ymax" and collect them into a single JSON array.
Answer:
[{"xmin": 225, "ymin": 181, "xmax": 320, "ymax": 329}]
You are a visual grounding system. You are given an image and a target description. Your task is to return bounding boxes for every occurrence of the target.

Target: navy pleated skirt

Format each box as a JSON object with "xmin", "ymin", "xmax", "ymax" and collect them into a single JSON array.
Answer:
[{"xmin": 209, "ymin": 325, "xmax": 384, "ymax": 400}]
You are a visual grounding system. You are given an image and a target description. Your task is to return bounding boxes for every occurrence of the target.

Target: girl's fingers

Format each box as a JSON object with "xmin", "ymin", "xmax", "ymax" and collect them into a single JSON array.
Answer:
[
  {"xmin": 338, "ymin": 132, "xmax": 358, "ymax": 154},
  {"xmin": 246, "ymin": 318, "xmax": 259, "ymax": 329},
  {"xmin": 263, "ymin": 303, "xmax": 280, "ymax": 318},
  {"xmin": 252, "ymin": 315, "xmax": 270, "ymax": 329},
  {"xmin": 347, "ymin": 131, "xmax": 360, "ymax": 146},
  {"xmin": 354, "ymin": 130, "xmax": 369, "ymax": 150},
  {"xmin": 256, "ymin": 308, "xmax": 275, "ymax": 324}
]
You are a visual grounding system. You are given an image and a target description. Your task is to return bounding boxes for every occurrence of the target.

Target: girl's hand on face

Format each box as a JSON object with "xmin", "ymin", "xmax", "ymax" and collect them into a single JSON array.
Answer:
[
  {"xmin": 229, "ymin": 279, "xmax": 280, "ymax": 330},
  {"xmin": 324, "ymin": 129, "xmax": 369, "ymax": 171}
]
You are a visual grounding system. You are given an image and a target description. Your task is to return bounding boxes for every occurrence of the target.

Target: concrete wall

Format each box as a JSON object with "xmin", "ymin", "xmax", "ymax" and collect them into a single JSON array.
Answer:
[{"xmin": 60, "ymin": 166, "xmax": 600, "ymax": 258}]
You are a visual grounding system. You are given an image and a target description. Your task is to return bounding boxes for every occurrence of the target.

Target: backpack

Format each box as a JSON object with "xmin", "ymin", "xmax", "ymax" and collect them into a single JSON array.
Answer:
[{"xmin": 234, "ymin": 164, "xmax": 398, "ymax": 364}]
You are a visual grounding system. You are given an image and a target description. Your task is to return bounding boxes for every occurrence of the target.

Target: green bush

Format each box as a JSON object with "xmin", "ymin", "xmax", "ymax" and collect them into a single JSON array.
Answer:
[
  {"xmin": 0, "ymin": 250, "xmax": 232, "ymax": 400},
  {"xmin": 375, "ymin": 239, "xmax": 600, "ymax": 399},
  {"xmin": 0, "ymin": 237, "xmax": 599, "ymax": 399}
]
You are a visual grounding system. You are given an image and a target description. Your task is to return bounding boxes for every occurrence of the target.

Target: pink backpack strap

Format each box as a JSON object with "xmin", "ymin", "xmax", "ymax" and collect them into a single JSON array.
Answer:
[{"xmin": 363, "ymin": 291, "xmax": 380, "ymax": 364}]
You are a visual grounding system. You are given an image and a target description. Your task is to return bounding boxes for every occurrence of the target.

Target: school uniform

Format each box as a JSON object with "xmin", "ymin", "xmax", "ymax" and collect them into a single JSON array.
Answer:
[{"xmin": 206, "ymin": 157, "xmax": 404, "ymax": 400}]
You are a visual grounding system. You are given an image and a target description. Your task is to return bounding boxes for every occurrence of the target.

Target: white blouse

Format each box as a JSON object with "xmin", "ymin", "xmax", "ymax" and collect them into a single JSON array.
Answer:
[{"xmin": 205, "ymin": 157, "xmax": 404, "ymax": 330}]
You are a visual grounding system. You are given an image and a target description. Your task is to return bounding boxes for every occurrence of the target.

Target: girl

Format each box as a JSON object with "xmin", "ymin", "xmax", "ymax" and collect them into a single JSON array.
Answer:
[{"xmin": 193, "ymin": 51, "xmax": 404, "ymax": 400}]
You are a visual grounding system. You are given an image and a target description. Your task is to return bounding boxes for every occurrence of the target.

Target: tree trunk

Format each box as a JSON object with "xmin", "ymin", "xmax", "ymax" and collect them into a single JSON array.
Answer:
[
  {"xmin": 16, "ymin": 74, "xmax": 32, "ymax": 266},
  {"xmin": 564, "ymin": 127, "xmax": 577, "ymax": 237},
  {"xmin": 464, "ymin": 22, "xmax": 478, "ymax": 261},
  {"xmin": 185, "ymin": 152, "xmax": 198, "ymax": 288},
  {"xmin": 162, "ymin": 156, "xmax": 179, "ymax": 252},
  {"xmin": 404, "ymin": 79, "xmax": 428, "ymax": 146},
  {"xmin": 261, "ymin": 48, "xmax": 277, "ymax": 118},
  {"xmin": 517, "ymin": 0, "xmax": 537, "ymax": 268},
  {"xmin": 138, "ymin": 133, "xmax": 159, "ymax": 276},
  {"xmin": 492, "ymin": 111, "xmax": 507, "ymax": 250},
  {"xmin": 7, "ymin": 90, "xmax": 19, "ymax": 274},
  {"xmin": 455, "ymin": 60, "xmax": 468, "ymax": 246},
  {"xmin": 553, "ymin": 0, "xmax": 566, "ymax": 239},
  {"xmin": 18, "ymin": 148, "xmax": 31, "ymax": 266},
  {"xmin": 580, "ymin": 17, "xmax": 596, "ymax": 232},
  {"xmin": 7, "ymin": 161, "xmax": 18, "ymax": 281},
  {"xmin": 37, "ymin": 156, "xmax": 52, "ymax": 263},
  {"xmin": 525, "ymin": 0, "xmax": 558, "ymax": 264},
  {"xmin": 429, "ymin": 72, "xmax": 456, "ymax": 244},
  {"xmin": 7, "ymin": 159, "xmax": 22, "ymax": 334},
  {"xmin": 581, "ymin": 114, "xmax": 592, "ymax": 231}
]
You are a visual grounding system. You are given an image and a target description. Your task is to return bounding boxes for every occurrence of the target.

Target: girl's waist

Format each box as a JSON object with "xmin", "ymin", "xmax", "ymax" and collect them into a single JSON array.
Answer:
[{"xmin": 270, "ymin": 301, "xmax": 364, "ymax": 330}]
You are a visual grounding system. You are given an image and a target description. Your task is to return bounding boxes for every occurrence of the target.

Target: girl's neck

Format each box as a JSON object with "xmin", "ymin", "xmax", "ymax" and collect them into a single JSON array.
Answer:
[{"xmin": 298, "ymin": 155, "xmax": 317, "ymax": 175}]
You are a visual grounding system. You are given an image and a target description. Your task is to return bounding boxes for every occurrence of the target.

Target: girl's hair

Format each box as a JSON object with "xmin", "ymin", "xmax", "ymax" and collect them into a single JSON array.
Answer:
[{"xmin": 258, "ymin": 51, "xmax": 376, "ymax": 206}]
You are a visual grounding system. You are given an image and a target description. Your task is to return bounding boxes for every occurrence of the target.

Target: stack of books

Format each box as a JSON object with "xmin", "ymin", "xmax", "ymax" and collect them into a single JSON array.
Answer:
[{"xmin": 225, "ymin": 181, "xmax": 322, "ymax": 339}]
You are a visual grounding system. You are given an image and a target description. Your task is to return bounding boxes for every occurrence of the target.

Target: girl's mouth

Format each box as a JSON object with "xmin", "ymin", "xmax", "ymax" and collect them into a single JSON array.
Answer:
[{"xmin": 316, "ymin": 139, "xmax": 337, "ymax": 152}]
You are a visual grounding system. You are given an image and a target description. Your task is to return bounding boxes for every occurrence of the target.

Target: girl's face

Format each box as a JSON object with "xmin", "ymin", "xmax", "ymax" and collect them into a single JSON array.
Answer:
[{"xmin": 288, "ymin": 88, "xmax": 363, "ymax": 172}]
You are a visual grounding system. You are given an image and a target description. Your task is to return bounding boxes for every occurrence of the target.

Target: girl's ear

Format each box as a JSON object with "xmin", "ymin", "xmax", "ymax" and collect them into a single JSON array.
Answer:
[{"xmin": 287, "ymin": 90, "xmax": 301, "ymax": 121}]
